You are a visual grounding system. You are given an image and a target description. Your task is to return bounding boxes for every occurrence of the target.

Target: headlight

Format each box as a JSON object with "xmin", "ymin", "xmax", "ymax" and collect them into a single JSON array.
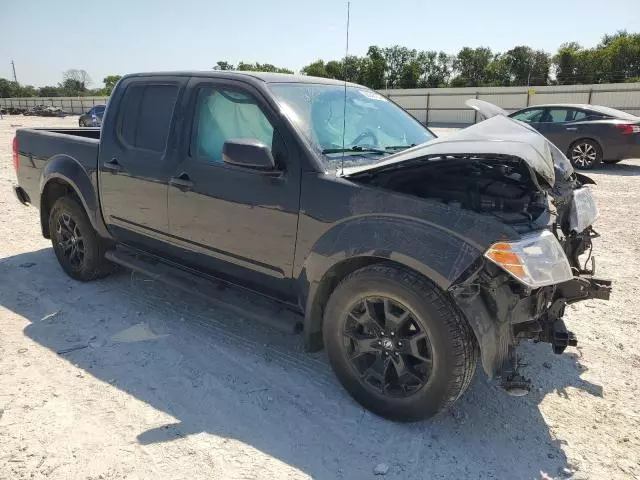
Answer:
[
  {"xmin": 569, "ymin": 187, "xmax": 598, "ymax": 234},
  {"xmin": 484, "ymin": 230, "xmax": 573, "ymax": 288}
]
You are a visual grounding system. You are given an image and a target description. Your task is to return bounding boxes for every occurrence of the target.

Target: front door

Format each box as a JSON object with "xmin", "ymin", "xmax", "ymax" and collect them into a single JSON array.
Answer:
[
  {"xmin": 167, "ymin": 79, "xmax": 301, "ymax": 299},
  {"xmin": 99, "ymin": 77, "xmax": 185, "ymax": 254},
  {"xmin": 510, "ymin": 107, "xmax": 546, "ymax": 132}
]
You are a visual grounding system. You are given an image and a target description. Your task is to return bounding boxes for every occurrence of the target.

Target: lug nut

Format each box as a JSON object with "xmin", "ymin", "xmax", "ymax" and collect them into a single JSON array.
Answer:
[
  {"xmin": 397, "ymin": 341, "xmax": 403, "ymax": 347},
  {"xmin": 390, "ymin": 332, "xmax": 395, "ymax": 337}
]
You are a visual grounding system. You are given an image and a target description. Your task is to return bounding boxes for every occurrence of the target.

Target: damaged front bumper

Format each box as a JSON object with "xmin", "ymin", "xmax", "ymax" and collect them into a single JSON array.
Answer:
[{"xmin": 449, "ymin": 261, "xmax": 611, "ymax": 391}]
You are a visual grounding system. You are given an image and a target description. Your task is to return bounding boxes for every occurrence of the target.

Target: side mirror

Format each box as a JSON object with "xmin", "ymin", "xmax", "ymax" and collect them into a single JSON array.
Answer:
[{"xmin": 222, "ymin": 139, "xmax": 276, "ymax": 171}]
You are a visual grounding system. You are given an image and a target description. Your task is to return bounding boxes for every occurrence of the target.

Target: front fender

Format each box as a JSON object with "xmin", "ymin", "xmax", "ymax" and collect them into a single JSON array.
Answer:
[
  {"xmin": 40, "ymin": 155, "xmax": 111, "ymax": 239},
  {"xmin": 298, "ymin": 215, "xmax": 484, "ymax": 351}
]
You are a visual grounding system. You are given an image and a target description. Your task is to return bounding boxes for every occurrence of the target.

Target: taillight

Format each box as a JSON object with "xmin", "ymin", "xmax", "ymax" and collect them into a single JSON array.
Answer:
[
  {"xmin": 615, "ymin": 124, "xmax": 640, "ymax": 135},
  {"xmin": 12, "ymin": 136, "xmax": 19, "ymax": 171}
]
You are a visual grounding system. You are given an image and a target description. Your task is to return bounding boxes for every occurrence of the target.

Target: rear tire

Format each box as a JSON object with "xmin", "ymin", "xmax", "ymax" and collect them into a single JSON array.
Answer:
[
  {"xmin": 49, "ymin": 196, "xmax": 113, "ymax": 281},
  {"xmin": 568, "ymin": 139, "xmax": 602, "ymax": 170},
  {"xmin": 323, "ymin": 264, "xmax": 478, "ymax": 422}
]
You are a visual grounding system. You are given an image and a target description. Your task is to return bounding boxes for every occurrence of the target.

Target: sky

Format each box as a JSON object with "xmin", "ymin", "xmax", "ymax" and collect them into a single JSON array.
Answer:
[{"xmin": 1, "ymin": 0, "xmax": 639, "ymax": 88}]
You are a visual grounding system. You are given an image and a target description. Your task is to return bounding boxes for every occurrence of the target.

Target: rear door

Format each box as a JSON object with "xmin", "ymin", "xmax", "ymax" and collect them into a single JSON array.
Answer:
[
  {"xmin": 167, "ymin": 77, "xmax": 301, "ymax": 299},
  {"xmin": 99, "ymin": 76, "xmax": 187, "ymax": 254}
]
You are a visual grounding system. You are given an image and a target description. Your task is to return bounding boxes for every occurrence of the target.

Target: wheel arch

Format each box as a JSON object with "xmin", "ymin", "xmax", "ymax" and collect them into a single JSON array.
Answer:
[
  {"xmin": 40, "ymin": 155, "xmax": 111, "ymax": 240},
  {"xmin": 296, "ymin": 216, "xmax": 487, "ymax": 352}
]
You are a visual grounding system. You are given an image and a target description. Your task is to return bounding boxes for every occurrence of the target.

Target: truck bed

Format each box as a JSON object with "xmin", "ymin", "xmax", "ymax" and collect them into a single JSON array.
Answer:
[{"xmin": 15, "ymin": 127, "xmax": 100, "ymax": 209}]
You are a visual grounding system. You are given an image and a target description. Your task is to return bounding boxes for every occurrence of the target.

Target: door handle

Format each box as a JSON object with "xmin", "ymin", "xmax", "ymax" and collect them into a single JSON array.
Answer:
[
  {"xmin": 565, "ymin": 127, "xmax": 578, "ymax": 131},
  {"xmin": 103, "ymin": 158, "xmax": 122, "ymax": 173},
  {"xmin": 169, "ymin": 173, "xmax": 194, "ymax": 192}
]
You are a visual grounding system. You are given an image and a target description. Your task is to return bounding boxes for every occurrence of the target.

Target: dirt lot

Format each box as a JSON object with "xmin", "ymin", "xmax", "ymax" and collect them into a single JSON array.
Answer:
[{"xmin": 0, "ymin": 115, "xmax": 638, "ymax": 480}]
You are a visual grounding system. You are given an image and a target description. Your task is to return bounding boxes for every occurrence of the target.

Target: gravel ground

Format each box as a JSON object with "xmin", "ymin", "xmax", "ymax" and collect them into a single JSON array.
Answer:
[{"xmin": 0, "ymin": 115, "xmax": 638, "ymax": 480}]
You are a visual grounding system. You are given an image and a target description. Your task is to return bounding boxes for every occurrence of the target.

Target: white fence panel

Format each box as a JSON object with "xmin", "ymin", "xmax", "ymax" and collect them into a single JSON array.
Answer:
[
  {"xmin": 380, "ymin": 83, "xmax": 640, "ymax": 126},
  {"xmin": 2, "ymin": 84, "xmax": 640, "ymax": 124}
]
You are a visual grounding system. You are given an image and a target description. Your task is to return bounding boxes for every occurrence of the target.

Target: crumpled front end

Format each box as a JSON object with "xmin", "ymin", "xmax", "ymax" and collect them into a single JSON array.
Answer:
[{"xmin": 449, "ymin": 175, "xmax": 611, "ymax": 393}]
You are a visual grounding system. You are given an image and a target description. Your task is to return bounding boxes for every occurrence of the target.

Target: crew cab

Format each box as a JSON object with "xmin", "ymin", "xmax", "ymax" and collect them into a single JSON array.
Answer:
[{"xmin": 12, "ymin": 71, "xmax": 611, "ymax": 421}]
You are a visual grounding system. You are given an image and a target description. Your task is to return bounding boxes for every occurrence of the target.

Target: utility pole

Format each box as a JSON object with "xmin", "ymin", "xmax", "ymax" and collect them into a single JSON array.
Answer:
[{"xmin": 11, "ymin": 60, "xmax": 18, "ymax": 84}]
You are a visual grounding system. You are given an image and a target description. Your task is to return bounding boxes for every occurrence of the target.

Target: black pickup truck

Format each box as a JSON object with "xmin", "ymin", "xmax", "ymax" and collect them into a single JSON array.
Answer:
[{"xmin": 12, "ymin": 71, "xmax": 611, "ymax": 421}]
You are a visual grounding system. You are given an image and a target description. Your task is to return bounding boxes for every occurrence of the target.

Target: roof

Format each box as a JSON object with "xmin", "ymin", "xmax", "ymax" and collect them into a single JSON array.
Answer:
[
  {"xmin": 516, "ymin": 103, "xmax": 638, "ymax": 119},
  {"xmin": 519, "ymin": 103, "xmax": 593, "ymax": 109},
  {"xmin": 123, "ymin": 70, "xmax": 360, "ymax": 87}
]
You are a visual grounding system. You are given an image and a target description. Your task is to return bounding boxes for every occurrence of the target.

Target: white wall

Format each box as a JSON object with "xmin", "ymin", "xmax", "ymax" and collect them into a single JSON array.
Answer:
[
  {"xmin": 0, "ymin": 96, "xmax": 109, "ymax": 114},
  {"xmin": 2, "ymin": 83, "xmax": 639, "ymax": 125},
  {"xmin": 379, "ymin": 83, "xmax": 640, "ymax": 126}
]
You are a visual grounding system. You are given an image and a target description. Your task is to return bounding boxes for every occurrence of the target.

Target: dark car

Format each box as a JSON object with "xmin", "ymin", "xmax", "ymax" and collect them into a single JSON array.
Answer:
[
  {"xmin": 506, "ymin": 104, "xmax": 640, "ymax": 169},
  {"xmin": 11, "ymin": 71, "xmax": 610, "ymax": 421},
  {"xmin": 79, "ymin": 104, "xmax": 106, "ymax": 127}
]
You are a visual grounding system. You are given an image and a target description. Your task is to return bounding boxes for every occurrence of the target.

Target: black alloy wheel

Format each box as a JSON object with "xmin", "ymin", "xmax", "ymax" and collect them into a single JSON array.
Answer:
[
  {"xmin": 49, "ymin": 196, "xmax": 113, "ymax": 281},
  {"xmin": 55, "ymin": 212, "xmax": 85, "ymax": 270},
  {"xmin": 323, "ymin": 264, "xmax": 478, "ymax": 421},
  {"xmin": 343, "ymin": 296, "xmax": 432, "ymax": 397}
]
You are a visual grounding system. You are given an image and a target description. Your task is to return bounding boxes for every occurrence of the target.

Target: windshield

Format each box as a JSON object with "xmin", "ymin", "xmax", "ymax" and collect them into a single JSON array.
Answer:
[{"xmin": 268, "ymin": 83, "xmax": 434, "ymax": 172}]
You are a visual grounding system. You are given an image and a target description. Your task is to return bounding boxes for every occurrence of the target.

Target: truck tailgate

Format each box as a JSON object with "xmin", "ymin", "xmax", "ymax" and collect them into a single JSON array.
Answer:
[{"xmin": 15, "ymin": 128, "xmax": 100, "ymax": 209}]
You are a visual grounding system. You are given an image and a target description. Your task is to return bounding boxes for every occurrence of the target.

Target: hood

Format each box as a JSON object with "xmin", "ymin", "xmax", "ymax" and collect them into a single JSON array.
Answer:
[{"xmin": 342, "ymin": 114, "xmax": 556, "ymax": 186}]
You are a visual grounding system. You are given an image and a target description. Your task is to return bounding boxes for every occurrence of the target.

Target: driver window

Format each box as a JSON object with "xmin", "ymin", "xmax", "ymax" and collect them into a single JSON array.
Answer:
[
  {"xmin": 511, "ymin": 108, "xmax": 545, "ymax": 123},
  {"xmin": 193, "ymin": 87, "xmax": 274, "ymax": 163}
]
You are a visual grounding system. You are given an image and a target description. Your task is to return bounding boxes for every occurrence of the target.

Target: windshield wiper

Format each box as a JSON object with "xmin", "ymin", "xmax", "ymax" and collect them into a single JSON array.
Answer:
[
  {"xmin": 385, "ymin": 144, "xmax": 416, "ymax": 151},
  {"xmin": 321, "ymin": 146, "xmax": 387, "ymax": 155}
]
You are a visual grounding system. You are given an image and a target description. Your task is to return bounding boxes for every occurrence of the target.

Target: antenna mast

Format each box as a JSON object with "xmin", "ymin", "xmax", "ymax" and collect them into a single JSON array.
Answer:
[
  {"xmin": 11, "ymin": 60, "xmax": 18, "ymax": 84},
  {"xmin": 340, "ymin": 2, "xmax": 350, "ymax": 174}
]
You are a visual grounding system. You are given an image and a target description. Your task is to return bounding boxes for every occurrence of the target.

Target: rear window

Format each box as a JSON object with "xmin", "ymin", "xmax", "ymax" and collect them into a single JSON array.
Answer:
[{"xmin": 119, "ymin": 84, "xmax": 179, "ymax": 152}]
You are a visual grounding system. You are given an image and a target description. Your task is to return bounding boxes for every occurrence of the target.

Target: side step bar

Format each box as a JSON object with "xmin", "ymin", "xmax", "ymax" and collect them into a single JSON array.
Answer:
[{"xmin": 105, "ymin": 248, "xmax": 303, "ymax": 334}]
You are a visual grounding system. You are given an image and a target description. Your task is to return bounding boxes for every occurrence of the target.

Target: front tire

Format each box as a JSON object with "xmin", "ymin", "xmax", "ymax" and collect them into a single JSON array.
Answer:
[
  {"xmin": 49, "ymin": 196, "xmax": 112, "ymax": 281},
  {"xmin": 568, "ymin": 139, "xmax": 602, "ymax": 169},
  {"xmin": 323, "ymin": 264, "xmax": 478, "ymax": 422}
]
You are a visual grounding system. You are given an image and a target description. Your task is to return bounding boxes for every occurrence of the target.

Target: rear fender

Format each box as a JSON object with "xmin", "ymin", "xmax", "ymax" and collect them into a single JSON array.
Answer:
[{"xmin": 40, "ymin": 155, "xmax": 111, "ymax": 240}]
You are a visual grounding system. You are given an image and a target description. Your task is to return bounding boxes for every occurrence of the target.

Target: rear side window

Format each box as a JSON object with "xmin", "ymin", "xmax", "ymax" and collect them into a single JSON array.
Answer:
[
  {"xmin": 567, "ymin": 109, "xmax": 587, "ymax": 121},
  {"xmin": 119, "ymin": 84, "xmax": 179, "ymax": 153}
]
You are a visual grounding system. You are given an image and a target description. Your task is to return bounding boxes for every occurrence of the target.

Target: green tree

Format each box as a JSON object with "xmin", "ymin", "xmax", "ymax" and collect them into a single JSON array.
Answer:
[
  {"xmin": 485, "ymin": 54, "xmax": 511, "ymax": 86},
  {"xmin": 62, "ymin": 69, "xmax": 91, "ymax": 95},
  {"xmin": 213, "ymin": 61, "xmax": 235, "ymax": 71},
  {"xmin": 0, "ymin": 78, "xmax": 19, "ymax": 97},
  {"xmin": 553, "ymin": 43, "xmax": 599, "ymax": 84},
  {"xmin": 383, "ymin": 46, "xmax": 417, "ymax": 88},
  {"xmin": 236, "ymin": 62, "xmax": 293, "ymax": 74},
  {"xmin": 417, "ymin": 51, "xmax": 453, "ymax": 87},
  {"xmin": 301, "ymin": 60, "xmax": 328, "ymax": 77},
  {"xmin": 453, "ymin": 47, "xmax": 493, "ymax": 86},
  {"xmin": 37, "ymin": 86, "xmax": 62, "ymax": 97},
  {"xmin": 399, "ymin": 58, "xmax": 421, "ymax": 88},
  {"xmin": 598, "ymin": 31, "xmax": 640, "ymax": 82},
  {"xmin": 102, "ymin": 75, "xmax": 122, "ymax": 95},
  {"xmin": 361, "ymin": 46, "xmax": 386, "ymax": 89},
  {"xmin": 18, "ymin": 85, "xmax": 37, "ymax": 97},
  {"xmin": 502, "ymin": 46, "xmax": 550, "ymax": 86},
  {"xmin": 325, "ymin": 60, "xmax": 343, "ymax": 79}
]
